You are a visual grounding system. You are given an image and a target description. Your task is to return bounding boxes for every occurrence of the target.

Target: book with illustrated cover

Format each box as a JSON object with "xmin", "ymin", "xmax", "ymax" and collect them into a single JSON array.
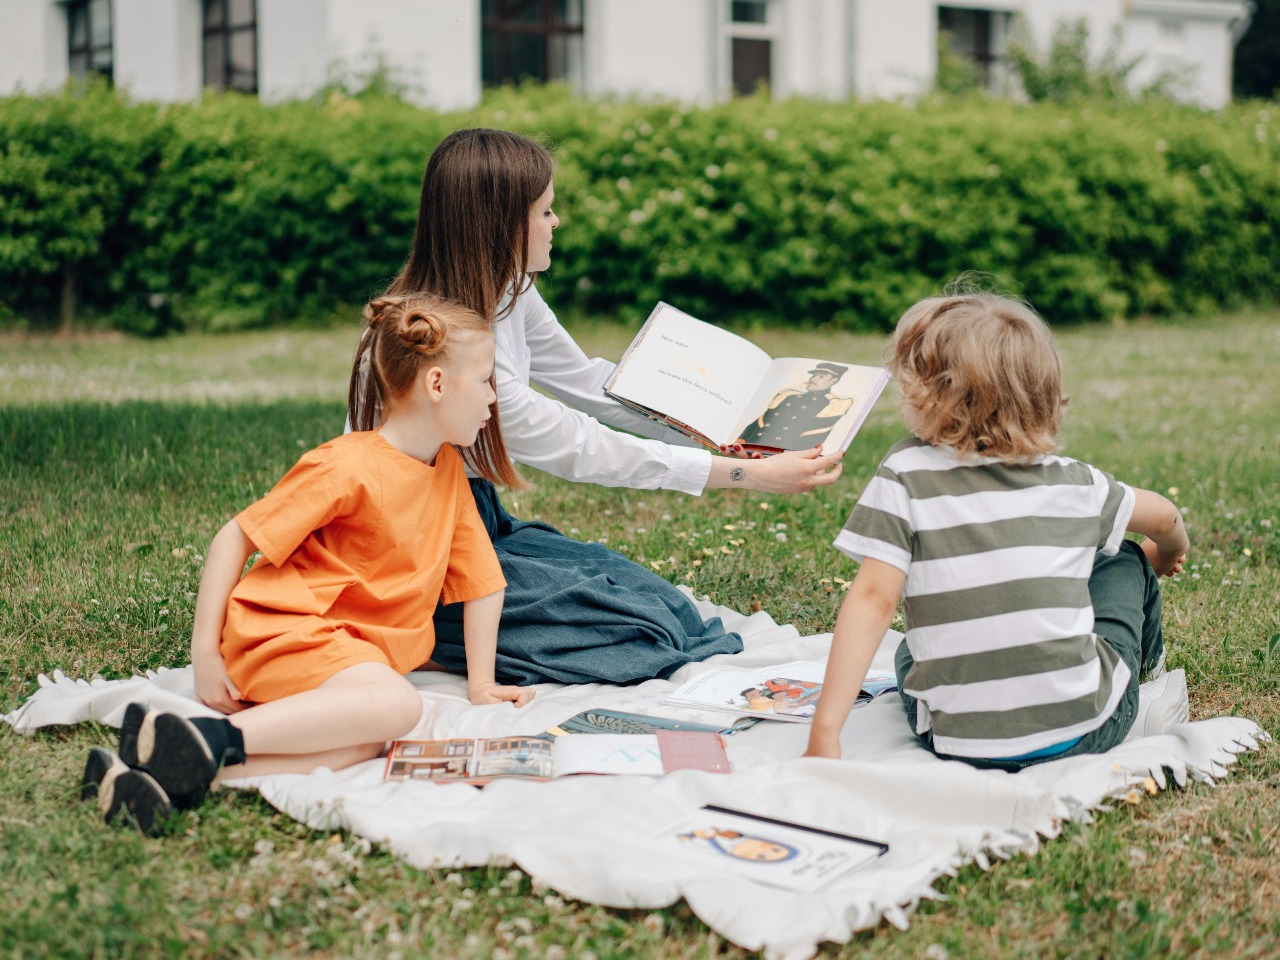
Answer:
[
  {"xmin": 604, "ymin": 302, "xmax": 890, "ymax": 454},
  {"xmin": 384, "ymin": 730, "xmax": 730, "ymax": 784},
  {"xmin": 664, "ymin": 660, "xmax": 897, "ymax": 724},
  {"xmin": 654, "ymin": 805, "xmax": 888, "ymax": 892},
  {"xmin": 540, "ymin": 708, "xmax": 762, "ymax": 739}
]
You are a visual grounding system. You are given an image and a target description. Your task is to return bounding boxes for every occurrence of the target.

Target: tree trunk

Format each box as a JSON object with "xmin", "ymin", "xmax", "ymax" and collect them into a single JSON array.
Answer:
[{"xmin": 59, "ymin": 263, "xmax": 77, "ymax": 335}]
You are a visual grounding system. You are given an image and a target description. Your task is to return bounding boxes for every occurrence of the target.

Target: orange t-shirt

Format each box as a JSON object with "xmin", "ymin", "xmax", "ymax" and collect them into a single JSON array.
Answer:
[{"xmin": 222, "ymin": 431, "xmax": 506, "ymax": 703}]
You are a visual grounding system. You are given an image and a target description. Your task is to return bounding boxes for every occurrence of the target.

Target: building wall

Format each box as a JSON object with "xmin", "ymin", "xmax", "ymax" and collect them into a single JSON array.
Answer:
[
  {"xmin": 0, "ymin": 0, "xmax": 1252, "ymax": 109},
  {"xmin": 0, "ymin": 0, "xmax": 67, "ymax": 94},
  {"xmin": 115, "ymin": 0, "xmax": 202, "ymax": 102},
  {"xmin": 582, "ymin": 0, "xmax": 717, "ymax": 102}
]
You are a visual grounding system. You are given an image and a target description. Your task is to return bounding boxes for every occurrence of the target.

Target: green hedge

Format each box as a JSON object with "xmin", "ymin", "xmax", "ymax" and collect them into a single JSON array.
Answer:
[{"xmin": 1, "ymin": 83, "xmax": 1277, "ymax": 332}]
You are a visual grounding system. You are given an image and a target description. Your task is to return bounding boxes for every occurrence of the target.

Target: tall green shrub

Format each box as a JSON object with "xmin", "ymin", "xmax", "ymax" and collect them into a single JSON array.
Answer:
[{"xmin": 0, "ymin": 85, "xmax": 1277, "ymax": 331}]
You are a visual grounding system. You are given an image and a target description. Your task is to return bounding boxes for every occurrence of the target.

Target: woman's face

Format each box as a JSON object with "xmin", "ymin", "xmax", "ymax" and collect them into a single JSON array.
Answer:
[{"xmin": 525, "ymin": 181, "xmax": 559, "ymax": 273}]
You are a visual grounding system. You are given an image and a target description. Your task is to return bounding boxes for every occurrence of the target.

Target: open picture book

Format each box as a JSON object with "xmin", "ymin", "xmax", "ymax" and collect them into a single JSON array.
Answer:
[
  {"xmin": 384, "ymin": 730, "xmax": 730, "ymax": 784},
  {"xmin": 604, "ymin": 302, "xmax": 890, "ymax": 453},
  {"xmin": 665, "ymin": 660, "xmax": 897, "ymax": 724},
  {"xmin": 654, "ymin": 805, "xmax": 889, "ymax": 893}
]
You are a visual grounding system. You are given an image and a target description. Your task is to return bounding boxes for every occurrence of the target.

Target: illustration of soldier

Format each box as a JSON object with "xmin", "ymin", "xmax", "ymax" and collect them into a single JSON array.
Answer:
[{"xmin": 737, "ymin": 362, "xmax": 854, "ymax": 450}]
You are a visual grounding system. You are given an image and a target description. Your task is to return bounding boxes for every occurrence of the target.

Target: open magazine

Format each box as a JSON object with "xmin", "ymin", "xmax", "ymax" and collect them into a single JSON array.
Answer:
[
  {"xmin": 384, "ymin": 731, "xmax": 730, "ymax": 784},
  {"xmin": 664, "ymin": 660, "xmax": 897, "ymax": 724},
  {"xmin": 604, "ymin": 302, "xmax": 889, "ymax": 454},
  {"xmin": 654, "ymin": 805, "xmax": 888, "ymax": 892}
]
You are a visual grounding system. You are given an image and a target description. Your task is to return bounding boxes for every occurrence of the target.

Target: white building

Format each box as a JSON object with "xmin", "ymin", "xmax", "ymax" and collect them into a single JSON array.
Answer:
[{"xmin": 0, "ymin": 0, "xmax": 1254, "ymax": 111}]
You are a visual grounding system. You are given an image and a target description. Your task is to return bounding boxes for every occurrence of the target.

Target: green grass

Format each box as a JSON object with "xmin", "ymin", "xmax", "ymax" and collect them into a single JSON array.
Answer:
[{"xmin": 1, "ymin": 312, "xmax": 1278, "ymax": 959}]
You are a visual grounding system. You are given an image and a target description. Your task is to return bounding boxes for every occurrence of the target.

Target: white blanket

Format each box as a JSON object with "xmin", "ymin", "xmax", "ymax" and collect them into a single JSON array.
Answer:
[{"xmin": 4, "ymin": 596, "xmax": 1266, "ymax": 960}]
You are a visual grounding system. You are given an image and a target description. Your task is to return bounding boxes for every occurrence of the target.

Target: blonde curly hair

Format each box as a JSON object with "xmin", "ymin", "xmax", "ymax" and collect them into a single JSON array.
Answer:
[{"xmin": 888, "ymin": 291, "xmax": 1068, "ymax": 462}]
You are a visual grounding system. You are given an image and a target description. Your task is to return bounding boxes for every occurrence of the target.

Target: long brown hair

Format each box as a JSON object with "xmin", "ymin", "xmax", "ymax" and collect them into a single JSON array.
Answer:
[
  {"xmin": 348, "ymin": 294, "xmax": 526, "ymax": 489},
  {"xmin": 386, "ymin": 128, "xmax": 555, "ymax": 324},
  {"xmin": 888, "ymin": 291, "xmax": 1068, "ymax": 462}
]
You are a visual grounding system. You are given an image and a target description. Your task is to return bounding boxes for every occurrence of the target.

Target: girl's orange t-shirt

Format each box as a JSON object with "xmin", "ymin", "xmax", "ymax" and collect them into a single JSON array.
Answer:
[{"xmin": 222, "ymin": 431, "xmax": 506, "ymax": 703}]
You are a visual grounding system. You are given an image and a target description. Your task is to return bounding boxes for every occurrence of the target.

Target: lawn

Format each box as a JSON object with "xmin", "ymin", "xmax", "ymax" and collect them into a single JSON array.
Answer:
[{"xmin": 1, "ymin": 310, "xmax": 1277, "ymax": 959}]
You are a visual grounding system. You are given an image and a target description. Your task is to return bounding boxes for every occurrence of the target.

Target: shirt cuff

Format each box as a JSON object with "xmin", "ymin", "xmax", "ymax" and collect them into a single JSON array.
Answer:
[{"xmin": 668, "ymin": 445, "xmax": 713, "ymax": 496}]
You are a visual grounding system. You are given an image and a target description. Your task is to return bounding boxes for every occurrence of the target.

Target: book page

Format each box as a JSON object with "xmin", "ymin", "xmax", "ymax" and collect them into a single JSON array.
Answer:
[
  {"xmin": 655, "ymin": 807, "xmax": 887, "ymax": 892},
  {"xmin": 550, "ymin": 734, "xmax": 665, "ymax": 777},
  {"xmin": 384, "ymin": 738, "xmax": 478, "ymax": 781},
  {"xmin": 666, "ymin": 660, "xmax": 827, "ymax": 723},
  {"xmin": 473, "ymin": 736, "xmax": 555, "ymax": 780},
  {"xmin": 606, "ymin": 303, "xmax": 773, "ymax": 445},
  {"xmin": 731, "ymin": 359, "xmax": 890, "ymax": 453}
]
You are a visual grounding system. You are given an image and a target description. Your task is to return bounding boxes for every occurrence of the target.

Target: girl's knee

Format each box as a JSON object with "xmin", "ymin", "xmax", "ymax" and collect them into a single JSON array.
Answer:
[{"xmin": 384, "ymin": 677, "xmax": 424, "ymax": 736}]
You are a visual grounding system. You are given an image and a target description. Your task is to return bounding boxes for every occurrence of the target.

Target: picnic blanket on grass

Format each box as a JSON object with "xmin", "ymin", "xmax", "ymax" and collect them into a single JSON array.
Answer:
[{"xmin": 4, "ymin": 594, "xmax": 1266, "ymax": 960}]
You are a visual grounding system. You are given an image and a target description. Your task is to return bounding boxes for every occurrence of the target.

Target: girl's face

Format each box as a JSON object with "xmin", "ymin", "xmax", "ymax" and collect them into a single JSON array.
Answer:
[
  {"xmin": 525, "ymin": 181, "xmax": 559, "ymax": 273},
  {"xmin": 437, "ymin": 332, "xmax": 498, "ymax": 447}
]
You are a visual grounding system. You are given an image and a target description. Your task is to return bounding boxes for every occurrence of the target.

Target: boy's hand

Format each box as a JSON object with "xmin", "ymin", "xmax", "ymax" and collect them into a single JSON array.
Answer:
[
  {"xmin": 803, "ymin": 731, "xmax": 842, "ymax": 759},
  {"xmin": 468, "ymin": 681, "xmax": 535, "ymax": 707},
  {"xmin": 1141, "ymin": 537, "xmax": 1187, "ymax": 577}
]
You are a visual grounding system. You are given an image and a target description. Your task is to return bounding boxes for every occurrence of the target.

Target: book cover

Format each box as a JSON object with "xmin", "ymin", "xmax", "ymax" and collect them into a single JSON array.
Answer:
[
  {"xmin": 384, "ymin": 732, "xmax": 730, "ymax": 784},
  {"xmin": 654, "ymin": 805, "xmax": 888, "ymax": 892},
  {"xmin": 664, "ymin": 660, "xmax": 897, "ymax": 724},
  {"xmin": 604, "ymin": 302, "xmax": 889, "ymax": 454},
  {"xmin": 540, "ymin": 708, "xmax": 761, "ymax": 739}
]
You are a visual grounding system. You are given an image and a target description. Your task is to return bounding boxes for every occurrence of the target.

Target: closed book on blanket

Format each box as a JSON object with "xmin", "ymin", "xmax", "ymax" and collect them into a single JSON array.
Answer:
[
  {"xmin": 664, "ymin": 660, "xmax": 896, "ymax": 724},
  {"xmin": 540, "ymin": 707, "xmax": 761, "ymax": 738},
  {"xmin": 655, "ymin": 805, "xmax": 889, "ymax": 892},
  {"xmin": 384, "ymin": 730, "xmax": 730, "ymax": 784}
]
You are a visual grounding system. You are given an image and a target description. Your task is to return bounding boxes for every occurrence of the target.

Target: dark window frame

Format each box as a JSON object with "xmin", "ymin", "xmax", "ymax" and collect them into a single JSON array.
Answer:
[
  {"xmin": 67, "ymin": 0, "xmax": 114, "ymax": 84},
  {"xmin": 937, "ymin": 6, "xmax": 1009, "ymax": 89},
  {"xmin": 202, "ymin": 0, "xmax": 259, "ymax": 94},
  {"xmin": 482, "ymin": 0, "xmax": 584, "ymax": 87}
]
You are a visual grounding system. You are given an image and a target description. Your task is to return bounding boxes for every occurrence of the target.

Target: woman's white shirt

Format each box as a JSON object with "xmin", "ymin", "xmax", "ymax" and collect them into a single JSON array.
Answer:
[{"xmin": 494, "ymin": 283, "xmax": 712, "ymax": 494}]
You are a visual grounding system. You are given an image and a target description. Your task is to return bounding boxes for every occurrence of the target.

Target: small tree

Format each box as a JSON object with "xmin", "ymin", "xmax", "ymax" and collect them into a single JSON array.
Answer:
[{"xmin": 1007, "ymin": 17, "xmax": 1169, "ymax": 102}]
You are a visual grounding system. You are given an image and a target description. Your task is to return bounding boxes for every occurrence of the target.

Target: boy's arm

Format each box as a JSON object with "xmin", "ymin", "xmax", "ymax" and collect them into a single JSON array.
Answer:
[
  {"xmin": 190, "ymin": 518, "xmax": 257, "ymax": 713},
  {"xmin": 805, "ymin": 558, "xmax": 906, "ymax": 759},
  {"xmin": 1127, "ymin": 487, "xmax": 1190, "ymax": 577},
  {"xmin": 463, "ymin": 588, "xmax": 534, "ymax": 707}
]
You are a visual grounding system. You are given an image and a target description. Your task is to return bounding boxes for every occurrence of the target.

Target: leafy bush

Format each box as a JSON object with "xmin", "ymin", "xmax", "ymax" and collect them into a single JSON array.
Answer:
[{"xmin": 0, "ymin": 84, "xmax": 1277, "ymax": 332}]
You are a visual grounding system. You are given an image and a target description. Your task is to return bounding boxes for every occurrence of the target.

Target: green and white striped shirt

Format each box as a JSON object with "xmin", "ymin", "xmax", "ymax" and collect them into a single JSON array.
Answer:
[{"xmin": 835, "ymin": 438, "xmax": 1136, "ymax": 759}]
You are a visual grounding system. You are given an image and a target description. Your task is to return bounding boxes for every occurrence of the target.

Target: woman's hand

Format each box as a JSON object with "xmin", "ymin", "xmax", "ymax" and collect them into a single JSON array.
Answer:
[
  {"xmin": 468, "ymin": 680, "xmax": 535, "ymax": 707},
  {"xmin": 709, "ymin": 444, "xmax": 844, "ymax": 494},
  {"xmin": 193, "ymin": 653, "xmax": 246, "ymax": 714}
]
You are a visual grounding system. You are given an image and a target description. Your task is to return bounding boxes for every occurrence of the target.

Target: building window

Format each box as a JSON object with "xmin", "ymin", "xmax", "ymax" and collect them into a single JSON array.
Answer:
[
  {"xmin": 937, "ymin": 6, "xmax": 1010, "ymax": 91},
  {"xmin": 67, "ymin": 0, "xmax": 113, "ymax": 83},
  {"xmin": 203, "ymin": 0, "xmax": 258, "ymax": 94},
  {"xmin": 727, "ymin": 0, "xmax": 775, "ymax": 96},
  {"xmin": 482, "ymin": 0, "xmax": 584, "ymax": 87}
]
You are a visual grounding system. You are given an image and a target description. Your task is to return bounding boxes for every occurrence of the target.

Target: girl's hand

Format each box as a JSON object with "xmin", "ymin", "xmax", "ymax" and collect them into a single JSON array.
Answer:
[
  {"xmin": 193, "ymin": 654, "xmax": 246, "ymax": 714},
  {"xmin": 468, "ymin": 681, "xmax": 535, "ymax": 707}
]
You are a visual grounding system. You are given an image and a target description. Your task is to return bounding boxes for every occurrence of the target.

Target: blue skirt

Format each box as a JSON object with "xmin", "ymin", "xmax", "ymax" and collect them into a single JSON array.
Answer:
[{"xmin": 431, "ymin": 480, "xmax": 743, "ymax": 685}]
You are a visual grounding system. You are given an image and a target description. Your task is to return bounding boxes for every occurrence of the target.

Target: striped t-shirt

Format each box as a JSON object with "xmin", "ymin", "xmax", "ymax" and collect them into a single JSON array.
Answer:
[{"xmin": 834, "ymin": 438, "xmax": 1136, "ymax": 760}]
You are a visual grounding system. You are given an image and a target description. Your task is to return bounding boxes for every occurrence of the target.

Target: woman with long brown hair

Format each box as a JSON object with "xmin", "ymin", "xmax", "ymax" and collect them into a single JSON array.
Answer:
[{"xmin": 358, "ymin": 128, "xmax": 845, "ymax": 685}]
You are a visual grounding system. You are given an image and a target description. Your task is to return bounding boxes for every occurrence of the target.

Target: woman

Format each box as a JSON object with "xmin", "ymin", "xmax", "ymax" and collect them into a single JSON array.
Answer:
[{"xmin": 364, "ymin": 128, "xmax": 844, "ymax": 685}]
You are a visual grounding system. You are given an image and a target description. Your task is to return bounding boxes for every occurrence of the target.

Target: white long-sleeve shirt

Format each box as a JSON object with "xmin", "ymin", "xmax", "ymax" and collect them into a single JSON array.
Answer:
[{"xmin": 494, "ymin": 284, "xmax": 712, "ymax": 494}]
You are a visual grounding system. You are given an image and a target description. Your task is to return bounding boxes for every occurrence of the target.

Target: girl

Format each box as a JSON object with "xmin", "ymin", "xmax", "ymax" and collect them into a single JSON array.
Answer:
[
  {"xmin": 805, "ymin": 291, "xmax": 1190, "ymax": 769},
  {"xmin": 84, "ymin": 295, "xmax": 534, "ymax": 834},
  {"xmin": 371, "ymin": 128, "xmax": 847, "ymax": 686}
]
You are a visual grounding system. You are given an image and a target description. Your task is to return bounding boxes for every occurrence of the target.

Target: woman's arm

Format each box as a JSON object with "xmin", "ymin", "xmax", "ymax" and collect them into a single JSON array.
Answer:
[
  {"xmin": 1128, "ymin": 487, "xmax": 1189, "ymax": 577},
  {"xmin": 498, "ymin": 289, "xmax": 846, "ymax": 495},
  {"xmin": 191, "ymin": 519, "xmax": 257, "ymax": 713},
  {"xmin": 804, "ymin": 558, "xmax": 906, "ymax": 759},
  {"xmin": 706, "ymin": 444, "xmax": 845, "ymax": 493},
  {"xmin": 463, "ymin": 588, "xmax": 534, "ymax": 706}
]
